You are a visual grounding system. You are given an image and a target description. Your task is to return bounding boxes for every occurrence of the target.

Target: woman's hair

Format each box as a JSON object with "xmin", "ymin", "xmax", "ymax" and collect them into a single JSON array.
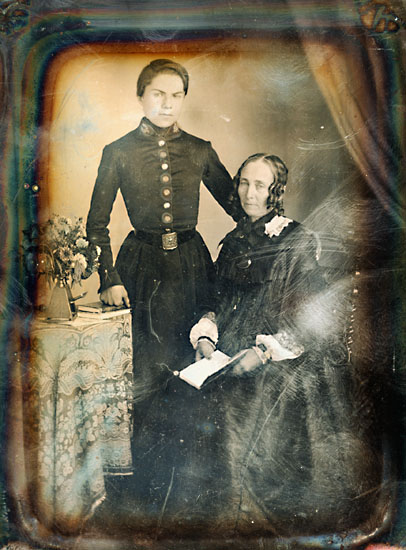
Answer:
[
  {"xmin": 232, "ymin": 153, "xmax": 289, "ymax": 216},
  {"xmin": 137, "ymin": 59, "xmax": 189, "ymax": 97}
]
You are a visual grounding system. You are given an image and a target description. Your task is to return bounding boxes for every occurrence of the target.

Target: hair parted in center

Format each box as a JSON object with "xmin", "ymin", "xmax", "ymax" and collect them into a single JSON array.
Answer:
[{"xmin": 232, "ymin": 153, "xmax": 288, "ymax": 216}]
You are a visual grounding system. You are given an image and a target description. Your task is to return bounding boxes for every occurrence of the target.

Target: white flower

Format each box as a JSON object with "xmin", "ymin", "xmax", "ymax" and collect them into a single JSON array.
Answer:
[
  {"xmin": 75, "ymin": 237, "xmax": 89, "ymax": 249},
  {"xmin": 73, "ymin": 253, "xmax": 87, "ymax": 270},
  {"xmin": 264, "ymin": 215, "xmax": 293, "ymax": 238}
]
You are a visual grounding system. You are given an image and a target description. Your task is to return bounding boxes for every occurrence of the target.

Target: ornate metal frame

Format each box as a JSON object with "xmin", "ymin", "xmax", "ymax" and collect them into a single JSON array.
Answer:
[{"xmin": 0, "ymin": 1, "xmax": 405, "ymax": 548}]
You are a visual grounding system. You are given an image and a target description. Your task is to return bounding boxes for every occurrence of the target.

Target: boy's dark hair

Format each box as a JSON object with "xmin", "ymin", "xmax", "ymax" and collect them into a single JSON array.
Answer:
[{"xmin": 137, "ymin": 59, "xmax": 189, "ymax": 97}]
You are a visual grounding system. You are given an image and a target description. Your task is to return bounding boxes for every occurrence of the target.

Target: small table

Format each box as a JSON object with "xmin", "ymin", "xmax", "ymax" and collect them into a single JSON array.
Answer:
[{"xmin": 24, "ymin": 314, "xmax": 133, "ymax": 533}]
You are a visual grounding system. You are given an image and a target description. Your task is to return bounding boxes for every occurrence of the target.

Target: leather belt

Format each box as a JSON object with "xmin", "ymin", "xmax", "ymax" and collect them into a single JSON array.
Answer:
[{"xmin": 134, "ymin": 229, "xmax": 196, "ymax": 250}]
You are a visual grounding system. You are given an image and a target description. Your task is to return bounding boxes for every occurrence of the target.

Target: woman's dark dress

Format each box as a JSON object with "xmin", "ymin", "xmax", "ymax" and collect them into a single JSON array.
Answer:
[{"xmin": 212, "ymin": 211, "xmax": 383, "ymax": 536}]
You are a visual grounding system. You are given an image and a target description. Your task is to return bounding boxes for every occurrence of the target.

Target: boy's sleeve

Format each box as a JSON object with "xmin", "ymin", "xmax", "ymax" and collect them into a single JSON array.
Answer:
[
  {"xmin": 86, "ymin": 144, "xmax": 124, "ymax": 292},
  {"xmin": 202, "ymin": 142, "xmax": 243, "ymax": 222}
]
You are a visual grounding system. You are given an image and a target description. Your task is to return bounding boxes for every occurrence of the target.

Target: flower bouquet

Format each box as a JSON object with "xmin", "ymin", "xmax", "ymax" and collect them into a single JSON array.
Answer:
[{"xmin": 23, "ymin": 215, "xmax": 101, "ymax": 319}]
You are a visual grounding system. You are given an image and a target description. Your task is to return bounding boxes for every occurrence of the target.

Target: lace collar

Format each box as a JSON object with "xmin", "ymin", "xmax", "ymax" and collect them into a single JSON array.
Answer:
[
  {"xmin": 264, "ymin": 214, "xmax": 293, "ymax": 238},
  {"xmin": 235, "ymin": 210, "xmax": 292, "ymax": 239}
]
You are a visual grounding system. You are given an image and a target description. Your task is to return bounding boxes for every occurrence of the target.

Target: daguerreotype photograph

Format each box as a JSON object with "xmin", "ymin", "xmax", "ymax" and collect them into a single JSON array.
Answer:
[{"xmin": 0, "ymin": 1, "xmax": 405, "ymax": 549}]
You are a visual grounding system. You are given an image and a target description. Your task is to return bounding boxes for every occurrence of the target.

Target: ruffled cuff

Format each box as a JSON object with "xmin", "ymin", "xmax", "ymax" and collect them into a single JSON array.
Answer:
[
  {"xmin": 256, "ymin": 331, "xmax": 304, "ymax": 362},
  {"xmin": 190, "ymin": 315, "xmax": 218, "ymax": 350}
]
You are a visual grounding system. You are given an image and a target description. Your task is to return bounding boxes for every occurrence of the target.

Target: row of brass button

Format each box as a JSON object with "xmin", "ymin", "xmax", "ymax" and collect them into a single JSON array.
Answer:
[{"xmin": 158, "ymin": 139, "xmax": 173, "ymax": 226}]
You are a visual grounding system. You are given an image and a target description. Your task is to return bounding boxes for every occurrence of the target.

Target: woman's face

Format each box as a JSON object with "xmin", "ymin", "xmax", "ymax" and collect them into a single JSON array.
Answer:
[
  {"xmin": 238, "ymin": 159, "xmax": 276, "ymax": 222},
  {"xmin": 139, "ymin": 72, "xmax": 185, "ymax": 128}
]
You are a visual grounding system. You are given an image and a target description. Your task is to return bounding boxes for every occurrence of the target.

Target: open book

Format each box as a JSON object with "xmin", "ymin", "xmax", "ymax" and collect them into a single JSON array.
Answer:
[
  {"xmin": 77, "ymin": 301, "xmax": 131, "ymax": 320},
  {"xmin": 178, "ymin": 349, "xmax": 248, "ymax": 390}
]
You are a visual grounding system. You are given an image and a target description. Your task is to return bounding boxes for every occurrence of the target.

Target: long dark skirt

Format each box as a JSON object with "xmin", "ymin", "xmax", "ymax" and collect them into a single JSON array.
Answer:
[
  {"xmin": 104, "ymin": 230, "xmax": 226, "ymax": 534},
  {"xmin": 116, "ymin": 229, "xmax": 215, "ymax": 401},
  {"xmin": 214, "ymin": 352, "xmax": 384, "ymax": 537},
  {"xmin": 125, "ymin": 374, "xmax": 228, "ymax": 533}
]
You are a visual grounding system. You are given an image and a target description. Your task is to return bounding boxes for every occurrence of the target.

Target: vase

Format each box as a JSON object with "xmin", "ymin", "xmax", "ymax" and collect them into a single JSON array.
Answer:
[{"xmin": 46, "ymin": 277, "xmax": 77, "ymax": 321}]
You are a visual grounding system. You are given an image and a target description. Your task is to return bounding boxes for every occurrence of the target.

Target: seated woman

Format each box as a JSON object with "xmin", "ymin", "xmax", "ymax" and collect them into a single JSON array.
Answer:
[{"xmin": 190, "ymin": 153, "xmax": 382, "ymax": 537}]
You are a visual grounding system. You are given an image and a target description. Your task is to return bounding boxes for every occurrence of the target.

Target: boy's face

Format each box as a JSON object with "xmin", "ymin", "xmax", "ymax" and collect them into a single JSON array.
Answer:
[{"xmin": 139, "ymin": 72, "xmax": 185, "ymax": 128}]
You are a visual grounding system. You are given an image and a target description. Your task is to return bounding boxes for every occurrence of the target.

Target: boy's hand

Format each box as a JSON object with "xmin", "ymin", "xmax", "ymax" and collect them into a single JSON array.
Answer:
[{"xmin": 100, "ymin": 285, "xmax": 130, "ymax": 307}]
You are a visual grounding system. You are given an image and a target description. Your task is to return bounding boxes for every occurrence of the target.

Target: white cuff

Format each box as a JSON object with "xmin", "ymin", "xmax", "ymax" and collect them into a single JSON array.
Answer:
[
  {"xmin": 256, "ymin": 332, "xmax": 304, "ymax": 361},
  {"xmin": 190, "ymin": 317, "xmax": 219, "ymax": 350}
]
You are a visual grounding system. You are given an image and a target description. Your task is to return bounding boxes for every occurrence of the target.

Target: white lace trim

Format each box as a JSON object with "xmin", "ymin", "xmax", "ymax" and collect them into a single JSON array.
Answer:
[
  {"xmin": 189, "ymin": 316, "xmax": 218, "ymax": 349},
  {"xmin": 256, "ymin": 332, "xmax": 304, "ymax": 361},
  {"xmin": 264, "ymin": 215, "xmax": 293, "ymax": 238}
]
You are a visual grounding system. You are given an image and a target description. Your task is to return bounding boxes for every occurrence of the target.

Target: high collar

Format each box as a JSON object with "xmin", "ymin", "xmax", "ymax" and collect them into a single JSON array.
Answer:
[
  {"xmin": 219, "ymin": 210, "xmax": 279, "ymax": 251},
  {"xmin": 139, "ymin": 116, "xmax": 181, "ymax": 139},
  {"xmin": 237, "ymin": 210, "xmax": 279, "ymax": 238}
]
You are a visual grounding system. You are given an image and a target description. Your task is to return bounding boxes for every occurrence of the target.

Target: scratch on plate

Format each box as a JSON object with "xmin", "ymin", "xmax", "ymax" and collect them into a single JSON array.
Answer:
[{"xmin": 156, "ymin": 466, "xmax": 175, "ymax": 537}]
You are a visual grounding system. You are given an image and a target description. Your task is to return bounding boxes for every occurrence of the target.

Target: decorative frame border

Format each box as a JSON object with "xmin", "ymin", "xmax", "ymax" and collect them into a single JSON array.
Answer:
[{"xmin": 0, "ymin": 1, "xmax": 405, "ymax": 548}]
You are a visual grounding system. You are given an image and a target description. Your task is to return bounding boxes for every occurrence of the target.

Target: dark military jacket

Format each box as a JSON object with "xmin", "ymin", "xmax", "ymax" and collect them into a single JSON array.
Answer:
[{"xmin": 86, "ymin": 117, "xmax": 234, "ymax": 290}]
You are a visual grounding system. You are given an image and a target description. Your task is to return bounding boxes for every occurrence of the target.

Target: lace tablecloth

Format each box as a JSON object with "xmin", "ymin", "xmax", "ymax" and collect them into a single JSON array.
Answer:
[{"xmin": 25, "ymin": 315, "xmax": 133, "ymax": 533}]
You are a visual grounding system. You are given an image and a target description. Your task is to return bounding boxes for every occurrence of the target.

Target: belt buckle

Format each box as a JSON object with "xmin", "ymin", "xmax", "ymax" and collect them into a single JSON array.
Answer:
[{"xmin": 162, "ymin": 231, "xmax": 178, "ymax": 250}]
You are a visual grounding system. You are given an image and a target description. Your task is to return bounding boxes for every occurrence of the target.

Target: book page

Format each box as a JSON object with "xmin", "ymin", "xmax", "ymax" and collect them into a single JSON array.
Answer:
[{"xmin": 178, "ymin": 350, "xmax": 231, "ymax": 389}]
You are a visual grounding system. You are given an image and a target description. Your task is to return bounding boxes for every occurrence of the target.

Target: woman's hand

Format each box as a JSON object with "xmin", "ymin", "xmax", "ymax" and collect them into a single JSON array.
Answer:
[
  {"xmin": 232, "ymin": 348, "xmax": 263, "ymax": 375},
  {"xmin": 195, "ymin": 338, "xmax": 216, "ymax": 361},
  {"xmin": 100, "ymin": 285, "xmax": 130, "ymax": 307}
]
